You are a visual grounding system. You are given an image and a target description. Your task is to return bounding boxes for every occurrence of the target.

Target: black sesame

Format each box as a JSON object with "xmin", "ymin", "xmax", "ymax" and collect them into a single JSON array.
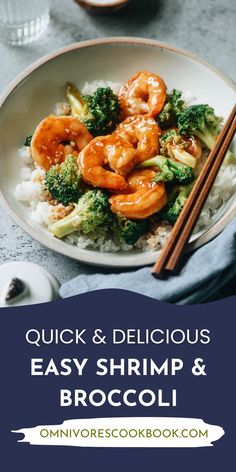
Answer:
[{"xmin": 5, "ymin": 277, "xmax": 26, "ymax": 302}]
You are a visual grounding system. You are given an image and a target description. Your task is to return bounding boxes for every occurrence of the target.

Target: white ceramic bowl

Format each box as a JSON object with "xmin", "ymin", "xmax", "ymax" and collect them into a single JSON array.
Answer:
[{"xmin": 0, "ymin": 37, "xmax": 236, "ymax": 267}]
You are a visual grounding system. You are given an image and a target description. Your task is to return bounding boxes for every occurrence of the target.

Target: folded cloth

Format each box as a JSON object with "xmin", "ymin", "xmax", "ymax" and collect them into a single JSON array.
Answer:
[{"xmin": 59, "ymin": 218, "xmax": 236, "ymax": 304}]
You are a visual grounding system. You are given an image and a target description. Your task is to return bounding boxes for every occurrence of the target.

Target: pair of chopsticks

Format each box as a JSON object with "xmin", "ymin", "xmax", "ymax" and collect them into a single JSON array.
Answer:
[{"xmin": 153, "ymin": 103, "xmax": 236, "ymax": 277}]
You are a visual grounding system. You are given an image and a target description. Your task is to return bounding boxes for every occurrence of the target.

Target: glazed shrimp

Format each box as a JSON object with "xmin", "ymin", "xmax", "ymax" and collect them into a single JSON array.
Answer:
[
  {"xmin": 109, "ymin": 169, "xmax": 167, "ymax": 219},
  {"xmin": 78, "ymin": 135, "xmax": 138, "ymax": 191},
  {"xmin": 31, "ymin": 116, "xmax": 93, "ymax": 170},
  {"xmin": 114, "ymin": 115, "xmax": 161, "ymax": 164},
  {"xmin": 119, "ymin": 71, "xmax": 167, "ymax": 119}
]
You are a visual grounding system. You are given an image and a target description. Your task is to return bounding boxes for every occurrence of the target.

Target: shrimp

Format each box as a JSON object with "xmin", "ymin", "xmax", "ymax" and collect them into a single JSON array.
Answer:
[
  {"xmin": 109, "ymin": 169, "xmax": 167, "ymax": 219},
  {"xmin": 114, "ymin": 115, "xmax": 161, "ymax": 164},
  {"xmin": 31, "ymin": 115, "xmax": 93, "ymax": 170},
  {"xmin": 78, "ymin": 135, "xmax": 138, "ymax": 191},
  {"xmin": 119, "ymin": 71, "xmax": 167, "ymax": 119}
]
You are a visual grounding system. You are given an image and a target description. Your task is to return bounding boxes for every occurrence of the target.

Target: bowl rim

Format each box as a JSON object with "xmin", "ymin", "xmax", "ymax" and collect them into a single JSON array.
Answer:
[{"xmin": 0, "ymin": 36, "xmax": 236, "ymax": 267}]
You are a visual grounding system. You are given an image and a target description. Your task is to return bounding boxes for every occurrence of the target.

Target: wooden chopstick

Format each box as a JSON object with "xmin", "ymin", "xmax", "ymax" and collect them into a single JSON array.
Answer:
[
  {"xmin": 152, "ymin": 103, "xmax": 236, "ymax": 276},
  {"xmin": 153, "ymin": 104, "xmax": 236, "ymax": 274},
  {"xmin": 166, "ymin": 111, "xmax": 236, "ymax": 271}
]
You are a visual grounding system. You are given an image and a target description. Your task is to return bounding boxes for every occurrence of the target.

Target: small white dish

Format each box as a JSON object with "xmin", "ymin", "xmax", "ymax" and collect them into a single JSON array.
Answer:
[
  {"xmin": 0, "ymin": 37, "xmax": 235, "ymax": 268},
  {"xmin": 0, "ymin": 261, "xmax": 60, "ymax": 307},
  {"xmin": 76, "ymin": 0, "xmax": 129, "ymax": 11}
]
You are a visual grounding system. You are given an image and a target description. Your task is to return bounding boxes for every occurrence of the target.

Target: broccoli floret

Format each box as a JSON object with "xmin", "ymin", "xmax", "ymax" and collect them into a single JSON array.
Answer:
[
  {"xmin": 140, "ymin": 155, "xmax": 195, "ymax": 185},
  {"xmin": 178, "ymin": 104, "xmax": 234, "ymax": 164},
  {"xmin": 161, "ymin": 183, "xmax": 194, "ymax": 224},
  {"xmin": 160, "ymin": 129, "xmax": 197, "ymax": 168},
  {"xmin": 67, "ymin": 83, "xmax": 121, "ymax": 137},
  {"xmin": 112, "ymin": 214, "xmax": 148, "ymax": 245},
  {"xmin": 49, "ymin": 189, "xmax": 112, "ymax": 239},
  {"xmin": 158, "ymin": 89, "xmax": 185, "ymax": 130},
  {"xmin": 44, "ymin": 155, "xmax": 82, "ymax": 206},
  {"xmin": 24, "ymin": 135, "xmax": 32, "ymax": 146},
  {"xmin": 178, "ymin": 104, "xmax": 222, "ymax": 148}
]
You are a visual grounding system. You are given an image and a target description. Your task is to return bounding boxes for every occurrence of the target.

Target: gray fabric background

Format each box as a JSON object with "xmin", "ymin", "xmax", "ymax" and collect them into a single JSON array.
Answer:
[{"xmin": 0, "ymin": 0, "xmax": 235, "ymax": 297}]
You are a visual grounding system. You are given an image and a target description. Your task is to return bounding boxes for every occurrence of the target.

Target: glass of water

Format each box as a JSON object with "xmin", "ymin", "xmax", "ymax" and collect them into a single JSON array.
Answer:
[{"xmin": 0, "ymin": 0, "xmax": 50, "ymax": 46}]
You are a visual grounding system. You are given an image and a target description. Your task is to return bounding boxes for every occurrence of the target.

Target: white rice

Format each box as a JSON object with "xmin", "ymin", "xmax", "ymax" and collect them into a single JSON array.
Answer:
[
  {"xmin": 15, "ymin": 165, "xmax": 46, "ymax": 202},
  {"xmin": 195, "ymin": 161, "xmax": 236, "ymax": 232},
  {"xmin": 14, "ymin": 81, "xmax": 236, "ymax": 253},
  {"xmin": 65, "ymin": 233, "xmax": 132, "ymax": 252},
  {"xmin": 81, "ymin": 80, "xmax": 122, "ymax": 96},
  {"xmin": 18, "ymin": 145, "xmax": 33, "ymax": 165},
  {"xmin": 54, "ymin": 102, "xmax": 70, "ymax": 116}
]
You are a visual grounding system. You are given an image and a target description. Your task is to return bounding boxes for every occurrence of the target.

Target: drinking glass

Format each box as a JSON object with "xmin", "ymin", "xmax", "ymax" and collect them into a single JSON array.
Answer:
[{"xmin": 0, "ymin": 0, "xmax": 50, "ymax": 46}]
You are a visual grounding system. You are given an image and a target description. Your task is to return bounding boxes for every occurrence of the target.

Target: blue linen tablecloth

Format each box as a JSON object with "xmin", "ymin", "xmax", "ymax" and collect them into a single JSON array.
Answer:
[{"xmin": 59, "ymin": 218, "xmax": 236, "ymax": 304}]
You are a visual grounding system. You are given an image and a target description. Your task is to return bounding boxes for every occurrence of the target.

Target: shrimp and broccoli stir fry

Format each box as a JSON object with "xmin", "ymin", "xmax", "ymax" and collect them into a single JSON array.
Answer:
[{"xmin": 21, "ymin": 70, "xmax": 233, "ymax": 250}]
